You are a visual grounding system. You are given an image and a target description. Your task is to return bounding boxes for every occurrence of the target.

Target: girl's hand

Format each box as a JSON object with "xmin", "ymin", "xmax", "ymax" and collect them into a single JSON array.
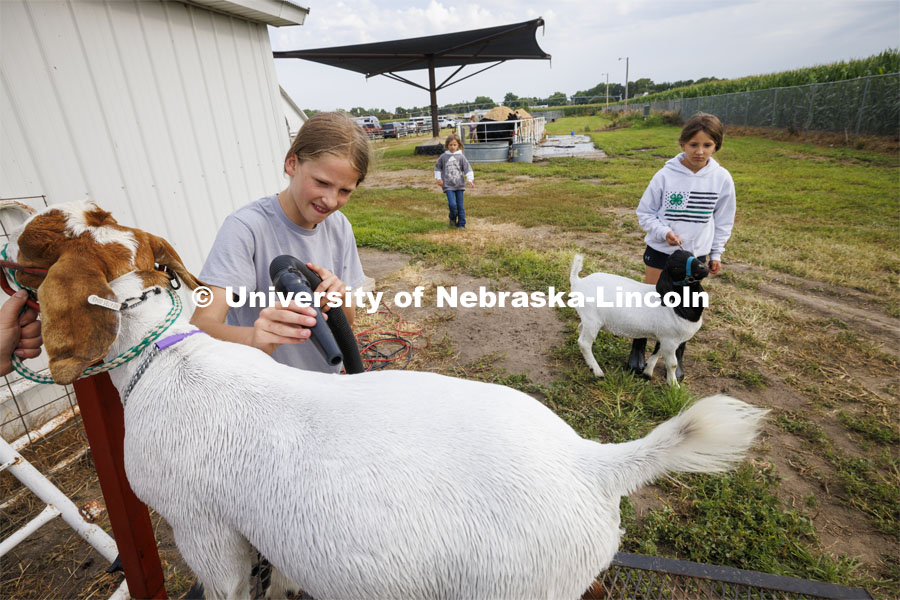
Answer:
[
  {"xmin": 306, "ymin": 262, "xmax": 346, "ymax": 313},
  {"xmin": 251, "ymin": 304, "xmax": 317, "ymax": 354},
  {"xmin": 665, "ymin": 231, "xmax": 682, "ymax": 246},
  {"xmin": 468, "ymin": 180, "xmax": 475, "ymax": 187},
  {"xmin": 709, "ymin": 260, "xmax": 722, "ymax": 275},
  {"xmin": 436, "ymin": 179, "xmax": 444, "ymax": 187}
]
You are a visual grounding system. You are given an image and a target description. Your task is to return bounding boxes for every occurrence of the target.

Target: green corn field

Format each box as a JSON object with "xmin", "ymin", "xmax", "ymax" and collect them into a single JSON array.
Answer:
[{"xmin": 634, "ymin": 49, "xmax": 899, "ymax": 103}]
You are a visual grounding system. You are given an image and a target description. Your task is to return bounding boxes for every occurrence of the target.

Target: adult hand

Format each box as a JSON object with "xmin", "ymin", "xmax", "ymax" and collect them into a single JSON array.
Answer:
[
  {"xmin": 0, "ymin": 290, "xmax": 42, "ymax": 376},
  {"xmin": 709, "ymin": 260, "xmax": 722, "ymax": 275},
  {"xmin": 665, "ymin": 231, "xmax": 682, "ymax": 246}
]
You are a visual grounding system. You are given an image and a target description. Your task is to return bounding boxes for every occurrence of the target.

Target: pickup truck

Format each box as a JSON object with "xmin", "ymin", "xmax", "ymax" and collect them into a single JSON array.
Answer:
[{"xmin": 382, "ymin": 122, "xmax": 408, "ymax": 138}]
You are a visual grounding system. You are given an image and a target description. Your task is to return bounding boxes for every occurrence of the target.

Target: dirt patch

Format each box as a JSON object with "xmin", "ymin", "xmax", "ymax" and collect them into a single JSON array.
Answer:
[
  {"xmin": 727, "ymin": 263, "xmax": 898, "ymax": 356},
  {"xmin": 365, "ymin": 168, "xmax": 434, "ymax": 192},
  {"xmin": 366, "ymin": 168, "xmax": 550, "ymax": 197},
  {"xmin": 727, "ymin": 125, "xmax": 899, "ymax": 154},
  {"xmin": 358, "ymin": 247, "xmax": 567, "ymax": 386}
]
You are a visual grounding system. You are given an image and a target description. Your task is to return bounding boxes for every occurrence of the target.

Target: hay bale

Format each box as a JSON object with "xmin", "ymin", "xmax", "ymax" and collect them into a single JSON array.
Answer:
[
  {"xmin": 482, "ymin": 106, "xmax": 515, "ymax": 121},
  {"xmin": 514, "ymin": 108, "xmax": 532, "ymax": 119}
]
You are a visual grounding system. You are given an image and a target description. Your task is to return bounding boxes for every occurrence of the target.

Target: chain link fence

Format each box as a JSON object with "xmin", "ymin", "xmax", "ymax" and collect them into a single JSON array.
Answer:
[{"xmin": 607, "ymin": 74, "xmax": 899, "ymax": 138}]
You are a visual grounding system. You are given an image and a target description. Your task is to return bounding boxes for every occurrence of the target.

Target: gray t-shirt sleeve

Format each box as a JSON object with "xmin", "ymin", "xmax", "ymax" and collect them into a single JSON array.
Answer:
[
  {"xmin": 198, "ymin": 215, "xmax": 258, "ymax": 291},
  {"xmin": 339, "ymin": 217, "xmax": 365, "ymax": 290}
]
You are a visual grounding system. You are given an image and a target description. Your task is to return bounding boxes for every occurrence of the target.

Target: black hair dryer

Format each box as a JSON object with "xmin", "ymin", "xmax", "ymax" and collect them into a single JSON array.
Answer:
[{"xmin": 269, "ymin": 255, "xmax": 343, "ymax": 366}]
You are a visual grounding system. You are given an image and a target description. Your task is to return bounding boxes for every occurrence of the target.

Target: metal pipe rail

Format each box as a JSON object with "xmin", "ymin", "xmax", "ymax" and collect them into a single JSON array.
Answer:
[{"xmin": 456, "ymin": 116, "xmax": 546, "ymax": 145}]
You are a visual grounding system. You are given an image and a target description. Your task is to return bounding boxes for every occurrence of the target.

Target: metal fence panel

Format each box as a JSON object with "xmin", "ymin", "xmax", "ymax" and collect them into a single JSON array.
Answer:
[
  {"xmin": 859, "ymin": 74, "xmax": 900, "ymax": 135},
  {"xmin": 600, "ymin": 553, "xmax": 873, "ymax": 600}
]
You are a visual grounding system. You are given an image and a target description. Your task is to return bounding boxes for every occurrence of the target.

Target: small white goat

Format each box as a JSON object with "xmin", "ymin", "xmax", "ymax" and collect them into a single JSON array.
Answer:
[
  {"xmin": 15, "ymin": 202, "xmax": 764, "ymax": 600},
  {"xmin": 570, "ymin": 252, "xmax": 709, "ymax": 387}
]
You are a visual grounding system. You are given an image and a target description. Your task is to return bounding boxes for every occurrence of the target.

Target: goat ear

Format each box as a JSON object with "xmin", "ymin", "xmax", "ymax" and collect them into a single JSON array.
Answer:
[
  {"xmin": 146, "ymin": 233, "xmax": 205, "ymax": 290},
  {"xmin": 38, "ymin": 252, "xmax": 119, "ymax": 385},
  {"xmin": 655, "ymin": 267, "xmax": 675, "ymax": 298}
]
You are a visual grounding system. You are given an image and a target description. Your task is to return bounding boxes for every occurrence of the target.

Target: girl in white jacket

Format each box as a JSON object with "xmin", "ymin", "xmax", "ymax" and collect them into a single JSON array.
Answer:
[{"xmin": 628, "ymin": 112, "xmax": 736, "ymax": 378}]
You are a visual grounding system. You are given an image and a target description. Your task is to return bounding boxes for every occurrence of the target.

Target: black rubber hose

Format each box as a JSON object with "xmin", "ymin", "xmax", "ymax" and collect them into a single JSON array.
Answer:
[{"xmin": 268, "ymin": 255, "xmax": 365, "ymax": 374}]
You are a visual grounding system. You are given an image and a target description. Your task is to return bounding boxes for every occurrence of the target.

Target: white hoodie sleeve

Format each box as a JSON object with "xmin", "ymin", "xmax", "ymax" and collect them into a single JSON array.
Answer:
[
  {"xmin": 434, "ymin": 154, "xmax": 444, "ymax": 179},
  {"xmin": 709, "ymin": 173, "xmax": 736, "ymax": 261},
  {"xmin": 464, "ymin": 156, "xmax": 474, "ymax": 182},
  {"xmin": 636, "ymin": 171, "xmax": 671, "ymax": 243}
]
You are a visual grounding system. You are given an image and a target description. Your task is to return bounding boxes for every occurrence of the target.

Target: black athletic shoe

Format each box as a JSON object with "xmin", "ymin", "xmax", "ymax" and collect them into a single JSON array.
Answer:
[
  {"xmin": 626, "ymin": 338, "xmax": 647, "ymax": 374},
  {"xmin": 675, "ymin": 342, "xmax": 687, "ymax": 382}
]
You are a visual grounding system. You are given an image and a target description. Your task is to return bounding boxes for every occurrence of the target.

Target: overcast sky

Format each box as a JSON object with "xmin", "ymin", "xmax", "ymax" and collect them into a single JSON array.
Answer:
[{"xmin": 269, "ymin": 0, "xmax": 899, "ymax": 112}]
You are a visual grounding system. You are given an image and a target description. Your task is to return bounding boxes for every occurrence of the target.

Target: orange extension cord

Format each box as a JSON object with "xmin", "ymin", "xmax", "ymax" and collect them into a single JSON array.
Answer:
[{"xmin": 353, "ymin": 304, "xmax": 426, "ymax": 372}]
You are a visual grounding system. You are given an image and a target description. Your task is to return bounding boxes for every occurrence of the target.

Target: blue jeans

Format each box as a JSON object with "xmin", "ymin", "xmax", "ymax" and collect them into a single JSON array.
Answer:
[{"xmin": 445, "ymin": 189, "xmax": 466, "ymax": 227}]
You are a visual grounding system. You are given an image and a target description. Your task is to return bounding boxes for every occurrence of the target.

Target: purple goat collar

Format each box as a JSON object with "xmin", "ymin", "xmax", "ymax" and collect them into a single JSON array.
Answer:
[
  {"xmin": 122, "ymin": 329, "xmax": 207, "ymax": 406},
  {"xmin": 155, "ymin": 329, "xmax": 206, "ymax": 350}
]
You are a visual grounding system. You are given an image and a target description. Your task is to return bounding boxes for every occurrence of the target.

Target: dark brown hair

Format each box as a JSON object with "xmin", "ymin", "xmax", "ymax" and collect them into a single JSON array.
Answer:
[
  {"xmin": 679, "ymin": 112, "xmax": 724, "ymax": 151},
  {"xmin": 284, "ymin": 112, "xmax": 372, "ymax": 184}
]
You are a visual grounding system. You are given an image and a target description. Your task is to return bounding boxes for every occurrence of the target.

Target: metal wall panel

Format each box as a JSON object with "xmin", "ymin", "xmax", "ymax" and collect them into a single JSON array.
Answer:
[{"xmin": 0, "ymin": 0, "xmax": 291, "ymax": 273}]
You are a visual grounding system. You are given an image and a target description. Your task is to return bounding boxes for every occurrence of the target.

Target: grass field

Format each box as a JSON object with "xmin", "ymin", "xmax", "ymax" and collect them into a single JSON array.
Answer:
[{"xmin": 348, "ymin": 116, "xmax": 899, "ymax": 597}]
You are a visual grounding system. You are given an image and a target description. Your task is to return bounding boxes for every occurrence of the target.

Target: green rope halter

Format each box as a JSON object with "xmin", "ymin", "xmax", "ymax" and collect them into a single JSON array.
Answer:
[{"xmin": 11, "ymin": 287, "xmax": 183, "ymax": 384}]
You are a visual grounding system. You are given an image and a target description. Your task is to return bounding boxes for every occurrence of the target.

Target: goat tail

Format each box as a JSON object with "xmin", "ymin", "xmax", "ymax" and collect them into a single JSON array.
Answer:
[
  {"xmin": 597, "ymin": 395, "xmax": 768, "ymax": 497},
  {"xmin": 570, "ymin": 253, "xmax": 584, "ymax": 288}
]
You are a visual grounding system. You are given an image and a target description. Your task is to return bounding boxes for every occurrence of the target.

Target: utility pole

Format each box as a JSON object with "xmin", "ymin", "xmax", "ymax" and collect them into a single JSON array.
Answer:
[
  {"xmin": 606, "ymin": 72, "xmax": 611, "ymax": 113},
  {"xmin": 618, "ymin": 56, "xmax": 629, "ymax": 111}
]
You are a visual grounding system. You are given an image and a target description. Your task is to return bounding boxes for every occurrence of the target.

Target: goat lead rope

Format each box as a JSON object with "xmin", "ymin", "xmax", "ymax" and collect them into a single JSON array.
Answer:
[
  {"xmin": 11, "ymin": 287, "xmax": 183, "ymax": 384},
  {"xmin": 1, "ymin": 244, "xmax": 40, "ymax": 294}
]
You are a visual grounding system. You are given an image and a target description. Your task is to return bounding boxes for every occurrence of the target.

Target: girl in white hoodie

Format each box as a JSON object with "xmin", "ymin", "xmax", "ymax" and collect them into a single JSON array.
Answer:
[{"xmin": 628, "ymin": 112, "xmax": 736, "ymax": 378}]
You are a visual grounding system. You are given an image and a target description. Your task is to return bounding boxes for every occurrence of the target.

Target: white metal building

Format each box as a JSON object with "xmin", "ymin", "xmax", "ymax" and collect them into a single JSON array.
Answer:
[
  {"xmin": 1, "ymin": 0, "xmax": 307, "ymax": 272},
  {"xmin": 281, "ymin": 85, "xmax": 308, "ymax": 138},
  {"xmin": 0, "ymin": 0, "xmax": 307, "ymax": 438}
]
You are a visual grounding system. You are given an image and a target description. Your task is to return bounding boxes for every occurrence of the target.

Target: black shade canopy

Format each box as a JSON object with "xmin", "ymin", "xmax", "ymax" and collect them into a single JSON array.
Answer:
[
  {"xmin": 274, "ymin": 18, "xmax": 549, "ymax": 77},
  {"xmin": 274, "ymin": 18, "xmax": 550, "ymax": 138}
]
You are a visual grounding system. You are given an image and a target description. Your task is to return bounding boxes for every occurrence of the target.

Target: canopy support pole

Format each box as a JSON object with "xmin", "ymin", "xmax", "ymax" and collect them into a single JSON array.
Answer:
[{"xmin": 428, "ymin": 56, "xmax": 439, "ymax": 138}]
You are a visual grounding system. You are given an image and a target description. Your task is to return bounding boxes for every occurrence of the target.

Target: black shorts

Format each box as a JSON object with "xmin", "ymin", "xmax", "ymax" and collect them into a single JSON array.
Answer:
[{"xmin": 642, "ymin": 245, "xmax": 708, "ymax": 269}]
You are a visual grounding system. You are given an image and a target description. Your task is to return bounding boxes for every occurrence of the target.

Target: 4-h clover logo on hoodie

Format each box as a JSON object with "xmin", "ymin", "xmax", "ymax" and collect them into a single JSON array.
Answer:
[{"xmin": 664, "ymin": 191, "xmax": 688, "ymax": 209}]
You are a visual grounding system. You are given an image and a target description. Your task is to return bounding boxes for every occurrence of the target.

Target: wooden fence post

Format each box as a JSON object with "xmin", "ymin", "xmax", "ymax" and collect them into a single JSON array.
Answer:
[{"xmin": 73, "ymin": 372, "xmax": 167, "ymax": 599}]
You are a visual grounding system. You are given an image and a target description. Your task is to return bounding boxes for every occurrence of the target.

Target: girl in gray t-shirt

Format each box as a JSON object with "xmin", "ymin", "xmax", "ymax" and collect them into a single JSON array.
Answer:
[
  {"xmin": 434, "ymin": 133, "xmax": 475, "ymax": 229},
  {"xmin": 191, "ymin": 113, "xmax": 371, "ymax": 373}
]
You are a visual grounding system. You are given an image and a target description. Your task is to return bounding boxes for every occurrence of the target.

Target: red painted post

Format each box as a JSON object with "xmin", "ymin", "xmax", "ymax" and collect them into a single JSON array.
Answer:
[{"xmin": 73, "ymin": 372, "xmax": 168, "ymax": 599}]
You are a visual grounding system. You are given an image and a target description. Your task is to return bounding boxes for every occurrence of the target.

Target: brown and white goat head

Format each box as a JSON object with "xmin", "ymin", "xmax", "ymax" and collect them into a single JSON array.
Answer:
[{"xmin": 15, "ymin": 201, "xmax": 204, "ymax": 385}]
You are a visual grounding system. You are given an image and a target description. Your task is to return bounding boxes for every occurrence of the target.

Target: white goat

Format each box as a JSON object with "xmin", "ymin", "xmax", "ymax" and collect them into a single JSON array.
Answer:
[
  {"xmin": 15, "ymin": 202, "xmax": 765, "ymax": 600},
  {"xmin": 570, "ymin": 252, "xmax": 709, "ymax": 387}
]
